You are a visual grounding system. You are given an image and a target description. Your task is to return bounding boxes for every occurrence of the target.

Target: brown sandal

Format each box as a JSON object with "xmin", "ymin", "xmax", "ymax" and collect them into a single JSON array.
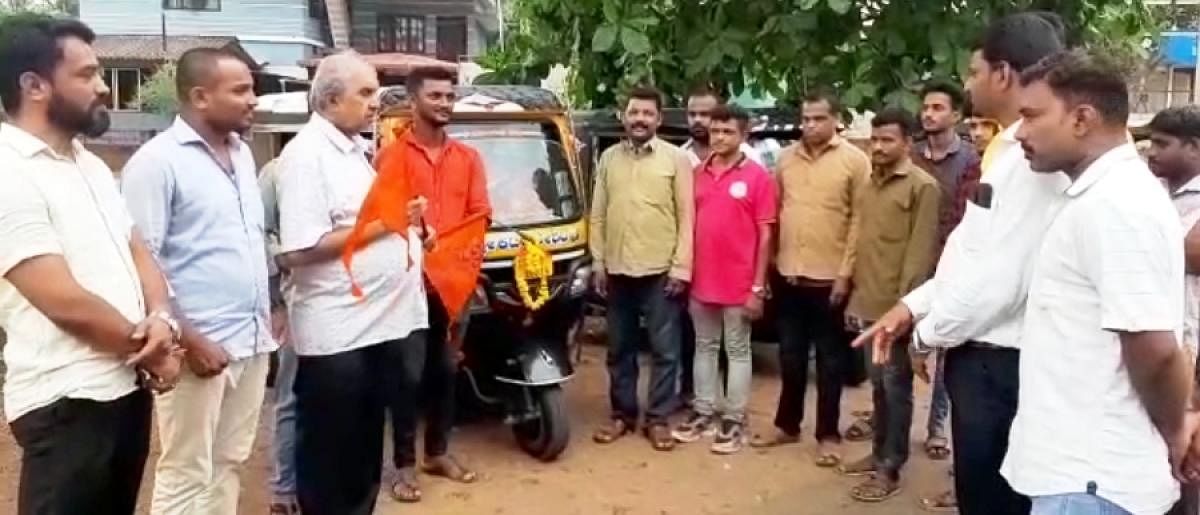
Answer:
[
  {"xmin": 422, "ymin": 455, "xmax": 478, "ymax": 484},
  {"xmin": 837, "ymin": 456, "xmax": 877, "ymax": 477},
  {"xmin": 644, "ymin": 424, "xmax": 676, "ymax": 451},
  {"xmin": 749, "ymin": 430, "xmax": 800, "ymax": 449},
  {"xmin": 845, "ymin": 418, "xmax": 874, "ymax": 442},
  {"xmin": 389, "ymin": 467, "xmax": 422, "ymax": 503},
  {"xmin": 924, "ymin": 436, "xmax": 951, "ymax": 460},
  {"xmin": 593, "ymin": 418, "xmax": 634, "ymax": 444},
  {"xmin": 269, "ymin": 501, "xmax": 299, "ymax": 515},
  {"xmin": 850, "ymin": 476, "xmax": 902, "ymax": 503}
]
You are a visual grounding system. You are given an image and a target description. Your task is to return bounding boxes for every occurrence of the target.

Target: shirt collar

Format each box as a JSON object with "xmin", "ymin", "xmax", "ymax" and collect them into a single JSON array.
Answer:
[
  {"xmin": 919, "ymin": 136, "xmax": 963, "ymax": 161},
  {"xmin": 168, "ymin": 116, "xmax": 244, "ymax": 150},
  {"xmin": 702, "ymin": 152, "xmax": 747, "ymax": 176},
  {"xmin": 998, "ymin": 119, "xmax": 1021, "ymax": 144},
  {"xmin": 873, "ymin": 157, "xmax": 913, "ymax": 181},
  {"xmin": 792, "ymin": 135, "xmax": 843, "ymax": 160},
  {"xmin": 623, "ymin": 137, "xmax": 657, "ymax": 156},
  {"xmin": 1174, "ymin": 174, "xmax": 1200, "ymax": 197},
  {"xmin": 1065, "ymin": 143, "xmax": 1140, "ymax": 197},
  {"xmin": 0, "ymin": 122, "xmax": 86, "ymax": 160},
  {"xmin": 310, "ymin": 113, "xmax": 369, "ymax": 155}
]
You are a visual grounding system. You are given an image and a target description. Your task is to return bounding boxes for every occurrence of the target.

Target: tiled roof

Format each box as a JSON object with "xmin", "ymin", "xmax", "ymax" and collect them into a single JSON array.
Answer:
[
  {"xmin": 301, "ymin": 52, "xmax": 458, "ymax": 75},
  {"xmin": 93, "ymin": 35, "xmax": 259, "ymax": 68}
]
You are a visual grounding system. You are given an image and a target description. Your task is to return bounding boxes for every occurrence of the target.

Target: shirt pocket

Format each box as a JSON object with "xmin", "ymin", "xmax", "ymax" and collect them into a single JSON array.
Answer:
[
  {"xmin": 876, "ymin": 192, "xmax": 914, "ymax": 243},
  {"xmin": 635, "ymin": 162, "xmax": 677, "ymax": 209}
]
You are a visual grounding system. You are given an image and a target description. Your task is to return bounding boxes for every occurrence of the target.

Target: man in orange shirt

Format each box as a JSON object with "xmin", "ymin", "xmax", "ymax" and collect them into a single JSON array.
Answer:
[{"xmin": 386, "ymin": 66, "xmax": 490, "ymax": 502}]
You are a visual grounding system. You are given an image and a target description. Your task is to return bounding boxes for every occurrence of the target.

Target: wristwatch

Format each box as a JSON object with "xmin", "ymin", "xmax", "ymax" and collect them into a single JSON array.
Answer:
[{"xmin": 149, "ymin": 310, "xmax": 182, "ymax": 342}]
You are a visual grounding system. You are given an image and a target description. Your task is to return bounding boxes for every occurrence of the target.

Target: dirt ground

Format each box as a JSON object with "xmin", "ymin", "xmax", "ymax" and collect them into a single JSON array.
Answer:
[{"xmin": 0, "ymin": 342, "xmax": 952, "ymax": 515}]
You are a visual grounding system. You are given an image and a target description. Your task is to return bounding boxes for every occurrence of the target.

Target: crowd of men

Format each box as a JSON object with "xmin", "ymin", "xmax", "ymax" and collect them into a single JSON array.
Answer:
[{"xmin": 4, "ymin": 7, "xmax": 1200, "ymax": 515}]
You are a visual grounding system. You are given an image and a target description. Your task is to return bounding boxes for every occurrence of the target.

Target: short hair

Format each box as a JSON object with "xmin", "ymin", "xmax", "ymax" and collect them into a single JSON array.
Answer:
[
  {"xmin": 710, "ymin": 103, "xmax": 750, "ymax": 130},
  {"xmin": 176, "ymin": 47, "xmax": 243, "ymax": 100},
  {"xmin": 624, "ymin": 85, "xmax": 663, "ymax": 112},
  {"xmin": 802, "ymin": 89, "xmax": 842, "ymax": 117},
  {"xmin": 920, "ymin": 79, "xmax": 965, "ymax": 110},
  {"xmin": 871, "ymin": 106, "xmax": 916, "ymax": 138},
  {"xmin": 687, "ymin": 83, "xmax": 723, "ymax": 103},
  {"xmin": 1019, "ymin": 48, "xmax": 1129, "ymax": 127},
  {"xmin": 0, "ymin": 15, "xmax": 96, "ymax": 113},
  {"xmin": 973, "ymin": 11, "xmax": 1066, "ymax": 73},
  {"xmin": 1148, "ymin": 106, "xmax": 1200, "ymax": 144},
  {"xmin": 405, "ymin": 65, "xmax": 455, "ymax": 93},
  {"xmin": 310, "ymin": 51, "xmax": 373, "ymax": 112}
]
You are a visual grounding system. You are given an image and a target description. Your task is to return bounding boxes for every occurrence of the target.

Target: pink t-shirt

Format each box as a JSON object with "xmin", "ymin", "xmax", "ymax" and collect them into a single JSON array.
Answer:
[{"xmin": 691, "ymin": 155, "xmax": 779, "ymax": 306}]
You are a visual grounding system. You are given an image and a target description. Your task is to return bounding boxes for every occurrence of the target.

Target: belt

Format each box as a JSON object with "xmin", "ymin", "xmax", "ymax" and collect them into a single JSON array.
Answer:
[{"xmin": 963, "ymin": 340, "xmax": 1014, "ymax": 351}]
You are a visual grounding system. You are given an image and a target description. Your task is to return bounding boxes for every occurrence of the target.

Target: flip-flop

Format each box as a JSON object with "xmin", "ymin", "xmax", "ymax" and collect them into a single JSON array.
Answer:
[
  {"xmin": 837, "ymin": 456, "xmax": 877, "ymax": 477},
  {"xmin": 749, "ymin": 431, "xmax": 800, "ymax": 449},
  {"xmin": 924, "ymin": 436, "xmax": 951, "ymax": 461},
  {"xmin": 389, "ymin": 468, "xmax": 422, "ymax": 503},
  {"xmin": 845, "ymin": 419, "xmax": 874, "ymax": 442},
  {"xmin": 593, "ymin": 419, "xmax": 634, "ymax": 444},
  {"xmin": 919, "ymin": 490, "xmax": 958, "ymax": 512},
  {"xmin": 645, "ymin": 424, "xmax": 676, "ymax": 452},
  {"xmin": 850, "ymin": 476, "xmax": 902, "ymax": 503},
  {"xmin": 815, "ymin": 451, "xmax": 842, "ymax": 468},
  {"xmin": 422, "ymin": 455, "xmax": 478, "ymax": 484}
]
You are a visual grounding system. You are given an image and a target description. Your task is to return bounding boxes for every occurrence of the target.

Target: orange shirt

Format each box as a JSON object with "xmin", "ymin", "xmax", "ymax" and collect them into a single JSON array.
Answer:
[{"xmin": 388, "ymin": 131, "xmax": 491, "ymax": 232}]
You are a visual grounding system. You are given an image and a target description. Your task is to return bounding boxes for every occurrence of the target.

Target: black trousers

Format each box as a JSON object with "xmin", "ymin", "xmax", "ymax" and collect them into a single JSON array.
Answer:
[
  {"xmin": 394, "ymin": 292, "xmax": 458, "ymax": 467},
  {"xmin": 296, "ymin": 335, "xmax": 424, "ymax": 515},
  {"xmin": 10, "ymin": 389, "xmax": 152, "ymax": 515},
  {"xmin": 945, "ymin": 344, "xmax": 1029, "ymax": 515},
  {"xmin": 773, "ymin": 279, "xmax": 846, "ymax": 442},
  {"xmin": 867, "ymin": 328, "xmax": 914, "ymax": 481}
]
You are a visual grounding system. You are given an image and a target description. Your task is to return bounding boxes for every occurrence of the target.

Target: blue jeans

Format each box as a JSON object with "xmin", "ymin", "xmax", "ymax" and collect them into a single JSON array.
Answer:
[
  {"xmin": 606, "ymin": 273, "xmax": 682, "ymax": 426},
  {"xmin": 927, "ymin": 350, "xmax": 950, "ymax": 439},
  {"xmin": 1031, "ymin": 493, "xmax": 1132, "ymax": 515},
  {"xmin": 270, "ymin": 346, "xmax": 298, "ymax": 499}
]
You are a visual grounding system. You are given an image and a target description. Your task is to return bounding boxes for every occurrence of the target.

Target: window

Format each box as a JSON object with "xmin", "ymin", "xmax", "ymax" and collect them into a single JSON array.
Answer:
[
  {"xmin": 436, "ymin": 16, "xmax": 467, "ymax": 61},
  {"xmin": 1133, "ymin": 66, "xmax": 1195, "ymax": 113},
  {"xmin": 103, "ymin": 68, "xmax": 144, "ymax": 111},
  {"xmin": 308, "ymin": 0, "xmax": 324, "ymax": 19},
  {"xmin": 162, "ymin": 0, "xmax": 220, "ymax": 11},
  {"xmin": 377, "ymin": 15, "xmax": 425, "ymax": 53}
]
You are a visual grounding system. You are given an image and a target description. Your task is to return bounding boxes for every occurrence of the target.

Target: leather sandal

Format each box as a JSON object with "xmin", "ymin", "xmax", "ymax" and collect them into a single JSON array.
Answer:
[
  {"xmin": 593, "ymin": 418, "xmax": 634, "ymax": 444},
  {"xmin": 645, "ymin": 423, "xmax": 676, "ymax": 451}
]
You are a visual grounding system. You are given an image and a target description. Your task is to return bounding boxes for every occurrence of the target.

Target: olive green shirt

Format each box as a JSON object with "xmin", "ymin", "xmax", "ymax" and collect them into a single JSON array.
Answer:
[
  {"xmin": 847, "ymin": 158, "xmax": 941, "ymax": 321},
  {"xmin": 589, "ymin": 138, "xmax": 694, "ymax": 280}
]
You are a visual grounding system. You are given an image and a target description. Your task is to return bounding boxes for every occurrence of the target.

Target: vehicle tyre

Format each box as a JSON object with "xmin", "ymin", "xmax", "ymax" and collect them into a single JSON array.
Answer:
[{"xmin": 512, "ymin": 385, "xmax": 570, "ymax": 461}]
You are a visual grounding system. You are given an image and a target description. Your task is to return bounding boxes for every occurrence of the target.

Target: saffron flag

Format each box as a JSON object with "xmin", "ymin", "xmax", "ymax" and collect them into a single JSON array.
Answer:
[{"xmin": 342, "ymin": 136, "xmax": 490, "ymax": 325}]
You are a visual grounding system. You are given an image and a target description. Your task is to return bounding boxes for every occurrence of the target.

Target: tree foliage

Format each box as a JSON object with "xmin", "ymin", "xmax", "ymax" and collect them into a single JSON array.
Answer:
[
  {"xmin": 137, "ymin": 63, "xmax": 179, "ymax": 117},
  {"xmin": 480, "ymin": 0, "xmax": 1161, "ymax": 111}
]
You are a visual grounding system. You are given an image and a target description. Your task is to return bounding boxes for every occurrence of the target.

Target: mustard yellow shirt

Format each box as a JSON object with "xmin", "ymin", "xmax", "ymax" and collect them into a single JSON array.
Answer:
[{"xmin": 589, "ymin": 138, "xmax": 694, "ymax": 280}]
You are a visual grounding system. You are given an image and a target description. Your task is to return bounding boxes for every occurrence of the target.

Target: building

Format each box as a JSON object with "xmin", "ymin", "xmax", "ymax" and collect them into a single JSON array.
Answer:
[
  {"xmin": 1135, "ymin": 0, "xmax": 1200, "ymax": 115},
  {"xmin": 81, "ymin": 0, "xmax": 330, "ymax": 80}
]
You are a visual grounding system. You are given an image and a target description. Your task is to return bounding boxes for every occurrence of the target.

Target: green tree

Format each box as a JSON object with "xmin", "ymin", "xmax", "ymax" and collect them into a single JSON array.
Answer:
[
  {"xmin": 481, "ymin": 0, "xmax": 1161, "ymax": 111},
  {"xmin": 137, "ymin": 63, "xmax": 179, "ymax": 116}
]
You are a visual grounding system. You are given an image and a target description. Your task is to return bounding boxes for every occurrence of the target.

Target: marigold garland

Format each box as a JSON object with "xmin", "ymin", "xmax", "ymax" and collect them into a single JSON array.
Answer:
[{"xmin": 514, "ymin": 236, "xmax": 552, "ymax": 310}]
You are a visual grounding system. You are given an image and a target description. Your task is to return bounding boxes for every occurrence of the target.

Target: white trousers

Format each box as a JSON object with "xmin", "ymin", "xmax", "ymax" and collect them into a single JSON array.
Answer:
[{"xmin": 150, "ymin": 353, "xmax": 270, "ymax": 515}]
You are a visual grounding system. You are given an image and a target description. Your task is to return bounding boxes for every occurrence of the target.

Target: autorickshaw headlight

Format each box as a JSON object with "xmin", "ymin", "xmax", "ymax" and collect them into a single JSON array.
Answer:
[{"xmin": 569, "ymin": 265, "xmax": 592, "ymax": 297}]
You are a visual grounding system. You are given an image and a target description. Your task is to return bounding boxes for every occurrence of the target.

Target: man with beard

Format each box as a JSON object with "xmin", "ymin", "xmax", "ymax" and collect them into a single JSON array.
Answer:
[
  {"xmin": 751, "ymin": 90, "xmax": 866, "ymax": 464},
  {"xmin": 386, "ymin": 65, "xmax": 489, "ymax": 502},
  {"xmin": 591, "ymin": 85, "xmax": 694, "ymax": 451},
  {"xmin": 0, "ymin": 15, "xmax": 182, "ymax": 514},
  {"xmin": 1005, "ymin": 48, "xmax": 1190, "ymax": 515},
  {"xmin": 1145, "ymin": 106, "xmax": 1200, "ymax": 515},
  {"xmin": 857, "ymin": 12, "xmax": 1065, "ymax": 515},
  {"xmin": 275, "ymin": 51, "xmax": 428, "ymax": 515},
  {"xmin": 120, "ymin": 48, "xmax": 275, "ymax": 515},
  {"xmin": 911, "ymin": 80, "xmax": 979, "ymax": 465},
  {"xmin": 840, "ymin": 107, "xmax": 939, "ymax": 502}
]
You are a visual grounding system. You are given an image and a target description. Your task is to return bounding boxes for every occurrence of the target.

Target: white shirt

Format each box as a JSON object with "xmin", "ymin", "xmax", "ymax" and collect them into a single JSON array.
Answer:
[
  {"xmin": 904, "ymin": 120, "xmax": 1070, "ymax": 349},
  {"xmin": 0, "ymin": 124, "xmax": 143, "ymax": 421},
  {"xmin": 1171, "ymin": 174, "xmax": 1200, "ymax": 361},
  {"xmin": 1001, "ymin": 144, "xmax": 1183, "ymax": 515},
  {"xmin": 681, "ymin": 139, "xmax": 763, "ymax": 168},
  {"xmin": 276, "ymin": 114, "xmax": 428, "ymax": 356}
]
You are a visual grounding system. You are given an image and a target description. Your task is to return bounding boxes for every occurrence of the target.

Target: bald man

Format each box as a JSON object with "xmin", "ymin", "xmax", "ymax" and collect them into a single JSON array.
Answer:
[{"xmin": 121, "ymin": 47, "xmax": 275, "ymax": 514}]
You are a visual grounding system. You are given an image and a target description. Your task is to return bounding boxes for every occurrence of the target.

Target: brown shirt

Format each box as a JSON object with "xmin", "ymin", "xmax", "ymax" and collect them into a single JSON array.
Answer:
[
  {"xmin": 589, "ymin": 137, "xmax": 694, "ymax": 280},
  {"xmin": 776, "ymin": 136, "xmax": 869, "ymax": 281},
  {"xmin": 847, "ymin": 158, "xmax": 941, "ymax": 321}
]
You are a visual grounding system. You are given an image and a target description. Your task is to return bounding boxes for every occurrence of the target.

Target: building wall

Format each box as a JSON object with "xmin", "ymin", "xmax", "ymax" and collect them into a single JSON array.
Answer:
[
  {"xmin": 349, "ymin": 0, "xmax": 491, "ymax": 59},
  {"xmin": 81, "ymin": 0, "xmax": 326, "ymax": 45}
]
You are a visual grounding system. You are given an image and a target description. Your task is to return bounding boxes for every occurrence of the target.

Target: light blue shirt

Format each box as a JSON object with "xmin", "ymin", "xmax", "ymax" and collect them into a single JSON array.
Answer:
[{"xmin": 121, "ymin": 117, "xmax": 276, "ymax": 359}]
